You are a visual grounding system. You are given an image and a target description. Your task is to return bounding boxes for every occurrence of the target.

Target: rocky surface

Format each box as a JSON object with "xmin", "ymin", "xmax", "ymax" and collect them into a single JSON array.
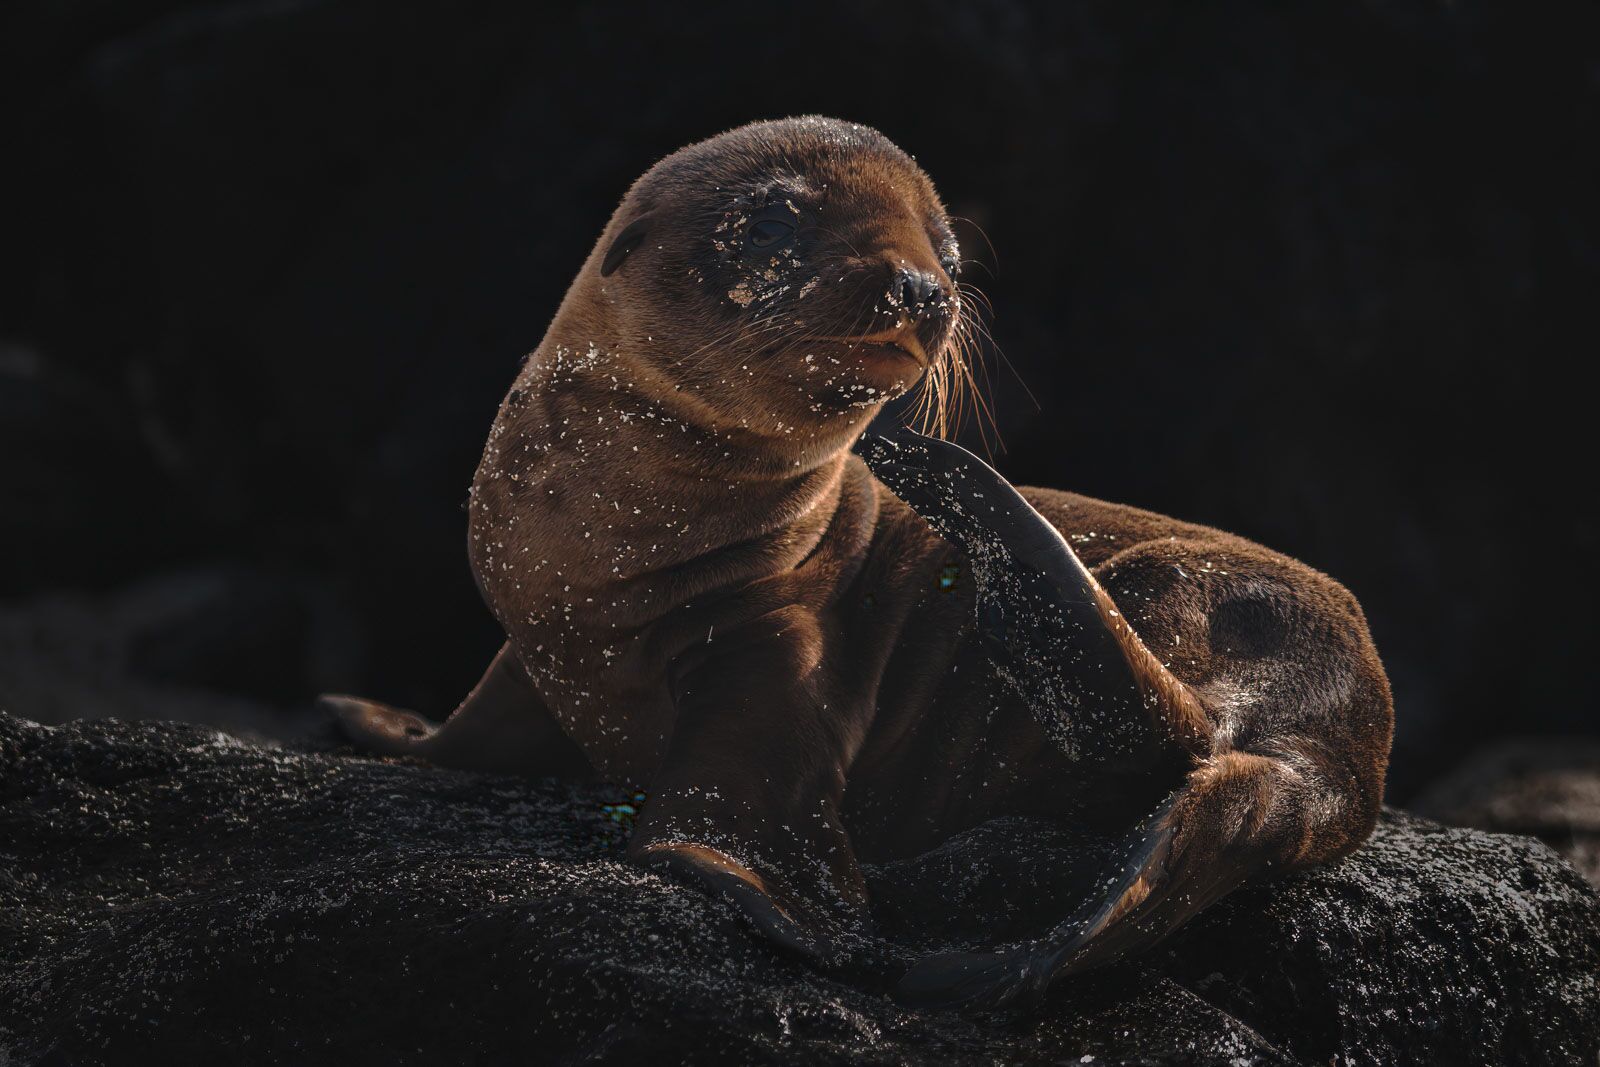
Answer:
[
  {"xmin": 1415, "ymin": 738, "xmax": 1600, "ymax": 888},
  {"xmin": 0, "ymin": 567, "xmax": 349, "ymax": 740},
  {"xmin": 3, "ymin": 711, "xmax": 1598, "ymax": 1065}
]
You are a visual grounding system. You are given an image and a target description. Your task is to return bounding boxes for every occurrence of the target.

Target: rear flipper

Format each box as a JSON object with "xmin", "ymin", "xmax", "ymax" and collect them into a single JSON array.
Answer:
[
  {"xmin": 859, "ymin": 427, "xmax": 1384, "ymax": 1008},
  {"xmin": 898, "ymin": 750, "xmax": 1315, "ymax": 1010},
  {"xmin": 856, "ymin": 427, "xmax": 1210, "ymax": 761}
]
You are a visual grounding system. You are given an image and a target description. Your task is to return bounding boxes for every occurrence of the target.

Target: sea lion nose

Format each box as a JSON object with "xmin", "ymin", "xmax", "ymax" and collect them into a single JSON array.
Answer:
[{"xmin": 892, "ymin": 268, "xmax": 949, "ymax": 320}]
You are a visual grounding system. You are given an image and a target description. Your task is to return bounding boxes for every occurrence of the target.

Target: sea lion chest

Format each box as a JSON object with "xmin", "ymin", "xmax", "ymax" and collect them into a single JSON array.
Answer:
[{"xmin": 467, "ymin": 399, "xmax": 895, "ymax": 782}]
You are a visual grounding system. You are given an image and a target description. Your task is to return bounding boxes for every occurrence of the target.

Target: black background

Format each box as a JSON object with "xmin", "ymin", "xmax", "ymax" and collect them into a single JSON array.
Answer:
[{"xmin": 3, "ymin": 1, "xmax": 1595, "ymax": 798}]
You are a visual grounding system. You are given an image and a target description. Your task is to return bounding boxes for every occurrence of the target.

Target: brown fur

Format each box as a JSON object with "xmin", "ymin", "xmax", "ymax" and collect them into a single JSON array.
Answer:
[{"xmin": 323, "ymin": 117, "xmax": 1393, "ymax": 996}]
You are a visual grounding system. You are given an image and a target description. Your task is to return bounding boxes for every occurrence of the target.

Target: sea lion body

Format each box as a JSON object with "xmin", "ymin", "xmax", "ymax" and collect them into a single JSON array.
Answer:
[{"xmin": 325, "ymin": 118, "xmax": 1393, "ymax": 1006}]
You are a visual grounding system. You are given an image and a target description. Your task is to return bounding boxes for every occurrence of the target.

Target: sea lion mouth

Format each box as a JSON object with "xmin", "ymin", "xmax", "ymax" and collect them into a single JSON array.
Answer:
[{"xmin": 819, "ymin": 329, "xmax": 932, "ymax": 367}]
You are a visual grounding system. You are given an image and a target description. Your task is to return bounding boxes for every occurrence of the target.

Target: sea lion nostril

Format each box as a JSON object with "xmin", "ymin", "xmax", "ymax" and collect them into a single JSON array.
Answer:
[{"xmin": 893, "ymin": 268, "xmax": 945, "ymax": 318}]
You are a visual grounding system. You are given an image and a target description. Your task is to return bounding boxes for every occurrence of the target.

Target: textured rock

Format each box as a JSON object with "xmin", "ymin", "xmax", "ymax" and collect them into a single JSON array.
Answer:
[
  {"xmin": 1414, "ymin": 738, "xmax": 1600, "ymax": 888},
  {"xmin": 0, "ymin": 567, "xmax": 355, "ymax": 739},
  {"xmin": 3, "ymin": 712, "xmax": 1597, "ymax": 1065}
]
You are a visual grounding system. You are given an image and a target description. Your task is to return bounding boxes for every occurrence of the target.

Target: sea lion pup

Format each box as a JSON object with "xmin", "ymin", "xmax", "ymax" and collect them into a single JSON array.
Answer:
[{"xmin": 321, "ymin": 117, "xmax": 1393, "ymax": 1008}]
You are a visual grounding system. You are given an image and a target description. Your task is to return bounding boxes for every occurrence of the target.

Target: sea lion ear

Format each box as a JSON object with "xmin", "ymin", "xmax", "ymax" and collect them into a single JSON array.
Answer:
[{"xmin": 600, "ymin": 215, "xmax": 652, "ymax": 276}]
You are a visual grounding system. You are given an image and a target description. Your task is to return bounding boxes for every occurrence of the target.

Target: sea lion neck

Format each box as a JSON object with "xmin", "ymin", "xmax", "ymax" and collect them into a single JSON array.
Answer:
[{"xmin": 469, "ymin": 336, "xmax": 871, "ymax": 613}]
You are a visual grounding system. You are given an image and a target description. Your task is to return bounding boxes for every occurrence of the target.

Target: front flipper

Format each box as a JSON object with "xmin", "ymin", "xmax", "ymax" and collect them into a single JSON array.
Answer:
[
  {"xmin": 321, "ymin": 642, "xmax": 591, "ymax": 778},
  {"xmin": 856, "ymin": 428, "xmax": 1210, "ymax": 760},
  {"xmin": 634, "ymin": 841, "xmax": 841, "ymax": 962},
  {"xmin": 898, "ymin": 752, "xmax": 1300, "ymax": 1009},
  {"xmin": 628, "ymin": 604, "xmax": 873, "ymax": 967},
  {"xmin": 629, "ymin": 799, "xmax": 868, "ymax": 967}
]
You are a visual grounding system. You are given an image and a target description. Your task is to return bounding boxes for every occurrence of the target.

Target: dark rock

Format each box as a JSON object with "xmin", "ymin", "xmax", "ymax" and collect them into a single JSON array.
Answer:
[
  {"xmin": 4, "ymin": 2, "xmax": 1597, "ymax": 792},
  {"xmin": 3, "ymin": 712, "xmax": 1597, "ymax": 1065},
  {"xmin": 1414, "ymin": 737, "xmax": 1600, "ymax": 888},
  {"xmin": 0, "ymin": 567, "xmax": 362, "ymax": 740}
]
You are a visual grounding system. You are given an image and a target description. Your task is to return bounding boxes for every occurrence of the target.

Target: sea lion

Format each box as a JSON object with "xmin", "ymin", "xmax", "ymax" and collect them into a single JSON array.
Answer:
[{"xmin": 321, "ymin": 117, "xmax": 1393, "ymax": 1008}]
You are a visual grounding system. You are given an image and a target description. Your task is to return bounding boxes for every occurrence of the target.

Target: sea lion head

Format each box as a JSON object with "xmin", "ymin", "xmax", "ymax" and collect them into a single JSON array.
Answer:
[{"xmin": 566, "ymin": 117, "xmax": 968, "ymax": 453}]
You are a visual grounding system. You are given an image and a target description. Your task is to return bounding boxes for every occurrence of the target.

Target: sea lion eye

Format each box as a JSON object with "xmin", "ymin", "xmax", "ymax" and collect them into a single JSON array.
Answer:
[{"xmin": 748, "ymin": 219, "xmax": 795, "ymax": 248}]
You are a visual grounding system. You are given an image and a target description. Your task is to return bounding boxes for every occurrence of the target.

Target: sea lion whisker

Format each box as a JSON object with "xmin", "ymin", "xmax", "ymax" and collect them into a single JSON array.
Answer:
[
  {"xmin": 954, "ymin": 282, "xmax": 1036, "ymax": 418},
  {"xmin": 669, "ymin": 318, "xmax": 772, "ymax": 370},
  {"xmin": 950, "ymin": 214, "xmax": 999, "ymax": 276},
  {"xmin": 812, "ymin": 225, "xmax": 866, "ymax": 260},
  {"xmin": 956, "ymin": 280, "xmax": 997, "ymax": 317}
]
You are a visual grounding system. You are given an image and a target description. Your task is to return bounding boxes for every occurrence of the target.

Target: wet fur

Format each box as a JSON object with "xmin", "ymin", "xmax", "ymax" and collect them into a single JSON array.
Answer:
[{"xmin": 324, "ymin": 117, "xmax": 1394, "ymax": 1004}]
